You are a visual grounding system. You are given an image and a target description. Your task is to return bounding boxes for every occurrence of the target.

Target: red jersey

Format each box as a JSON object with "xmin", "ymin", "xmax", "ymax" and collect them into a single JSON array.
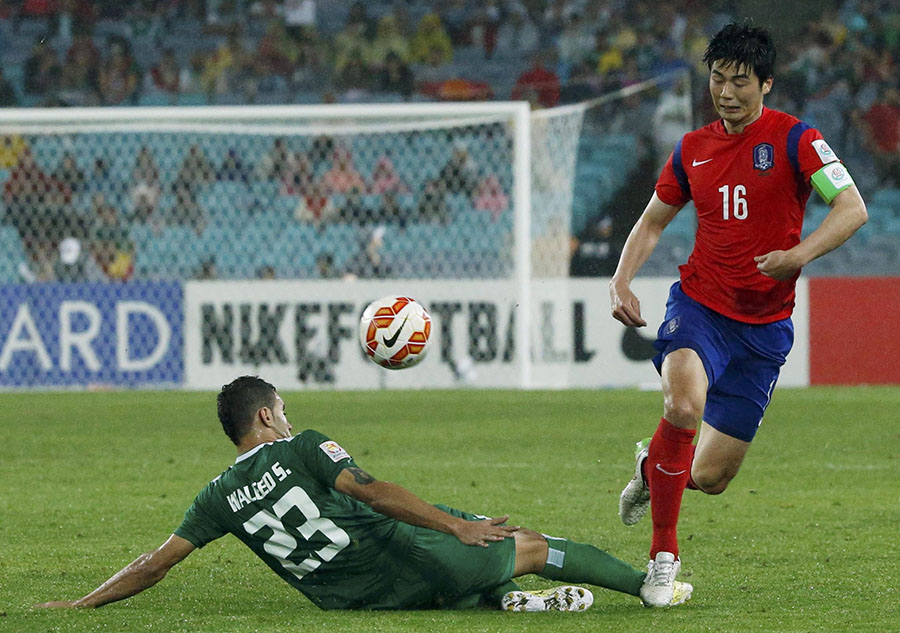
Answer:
[{"xmin": 656, "ymin": 107, "xmax": 835, "ymax": 323}]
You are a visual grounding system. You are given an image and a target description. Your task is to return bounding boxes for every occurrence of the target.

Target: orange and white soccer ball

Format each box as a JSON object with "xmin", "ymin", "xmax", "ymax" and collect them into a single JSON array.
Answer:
[{"xmin": 359, "ymin": 296, "xmax": 432, "ymax": 369}]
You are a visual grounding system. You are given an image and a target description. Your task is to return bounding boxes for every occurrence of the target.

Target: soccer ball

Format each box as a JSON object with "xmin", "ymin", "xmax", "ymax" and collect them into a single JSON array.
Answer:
[{"xmin": 359, "ymin": 296, "xmax": 432, "ymax": 369}]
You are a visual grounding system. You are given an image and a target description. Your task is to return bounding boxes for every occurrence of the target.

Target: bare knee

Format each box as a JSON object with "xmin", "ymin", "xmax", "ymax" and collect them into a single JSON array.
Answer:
[
  {"xmin": 512, "ymin": 529, "xmax": 549, "ymax": 576},
  {"xmin": 690, "ymin": 466, "xmax": 734, "ymax": 495},
  {"xmin": 663, "ymin": 395, "xmax": 704, "ymax": 429}
]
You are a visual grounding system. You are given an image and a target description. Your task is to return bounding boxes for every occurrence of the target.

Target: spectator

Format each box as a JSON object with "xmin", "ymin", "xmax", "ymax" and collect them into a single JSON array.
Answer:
[
  {"xmin": 859, "ymin": 85, "xmax": 900, "ymax": 186},
  {"xmin": 472, "ymin": 174, "xmax": 508, "ymax": 219},
  {"xmin": 561, "ymin": 60, "xmax": 600, "ymax": 103},
  {"xmin": 150, "ymin": 48, "xmax": 181, "ymax": 98},
  {"xmin": 282, "ymin": 0, "xmax": 316, "ymax": 41},
  {"xmin": 652, "ymin": 74, "xmax": 693, "ymax": 170},
  {"xmin": 336, "ymin": 47, "xmax": 371, "ymax": 97},
  {"xmin": 555, "ymin": 12, "xmax": 594, "ymax": 68},
  {"xmin": 24, "ymin": 36, "xmax": 61, "ymax": 97},
  {"xmin": 439, "ymin": 0, "xmax": 470, "ymax": 46},
  {"xmin": 3, "ymin": 147, "xmax": 69, "ymax": 260},
  {"xmin": 179, "ymin": 52, "xmax": 206, "ymax": 96},
  {"xmin": 175, "ymin": 144, "xmax": 216, "ymax": 193},
  {"xmin": 290, "ymin": 26, "xmax": 327, "ymax": 90},
  {"xmin": 469, "ymin": 2, "xmax": 501, "ymax": 58},
  {"xmin": 294, "ymin": 181, "xmax": 337, "ymax": 226},
  {"xmin": 569, "ymin": 216, "xmax": 619, "ymax": 277},
  {"xmin": 52, "ymin": 151, "xmax": 85, "ymax": 193},
  {"xmin": 254, "ymin": 138, "xmax": 288, "ymax": 182},
  {"xmin": 169, "ymin": 181, "xmax": 206, "ymax": 234},
  {"xmin": 375, "ymin": 51, "xmax": 414, "ymax": 99},
  {"xmin": 334, "ymin": 20, "xmax": 370, "ymax": 74},
  {"xmin": 369, "ymin": 155, "xmax": 409, "ymax": 195},
  {"xmin": 280, "ymin": 151, "xmax": 315, "ymax": 196},
  {"xmin": 99, "ymin": 40, "xmax": 140, "ymax": 105},
  {"xmin": 130, "ymin": 146, "xmax": 161, "ymax": 224},
  {"xmin": 437, "ymin": 142, "xmax": 478, "ymax": 198},
  {"xmin": 496, "ymin": 6, "xmax": 540, "ymax": 57},
  {"xmin": 370, "ymin": 15, "xmax": 410, "ymax": 67},
  {"xmin": 321, "ymin": 146, "xmax": 366, "ymax": 194},
  {"xmin": 201, "ymin": 27, "xmax": 254, "ymax": 102},
  {"xmin": 511, "ymin": 52, "xmax": 560, "ymax": 108},
  {"xmin": 378, "ymin": 190, "xmax": 409, "ymax": 228},
  {"xmin": 417, "ymin": 178, "xmax": 450, "ymax": 225},
  {"xmin": 343, "ymin": 225, "xmax": 390, "ymax": 279},
  {"xmin": 205, "ymin": 0, "xmax": 243, "ymax": 29},
  {"xmin": 53, "ymin": 236, "xmax": 102, "ymax": 282},
  {"xmin": 58, "ymin": 39, "xmax": 101, "ymax": 105},
  {"xmin": 90, "ymin": 195, "xmax": 135, "ymax": 282},
  {"xmin": 411, "ymin": 12, "xmax": 452, "ymax": 65},
  {"xmin": 0, "ymin": 135, "xmax": 28, "ymax": 168},
  {"xmin": 66, "ymin": 32, "xmax": 102, "ymax": 70},
  {"xmin": 217, "ymin": 148, "xmax": 251, "ymax": 184},
  {"xmin": 84, "ymin": 157, "xmax": 120, "ymax": 197},
  {"xmin": 588, "ymin": 31, "xmax": 625, "ymax": 79},
  {"xmin": 255, "ymin": 18, "xmax": 299, "ymax": 87},
  {"xmin": 0, "ymin": 68, "xmax": 19, "ymax": 107}
]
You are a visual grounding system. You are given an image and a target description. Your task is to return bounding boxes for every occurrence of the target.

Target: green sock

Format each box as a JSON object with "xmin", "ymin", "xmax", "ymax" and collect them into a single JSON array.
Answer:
[{"xmin": 537, "ymin": 536, "xmax": 645, "ymax": 596}]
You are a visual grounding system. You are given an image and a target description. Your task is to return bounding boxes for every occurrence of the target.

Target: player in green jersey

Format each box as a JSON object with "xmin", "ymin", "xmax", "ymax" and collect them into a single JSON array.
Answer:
[{"xmin": 39, "ymin": 376, "xmax": 692, "ymax": 612}]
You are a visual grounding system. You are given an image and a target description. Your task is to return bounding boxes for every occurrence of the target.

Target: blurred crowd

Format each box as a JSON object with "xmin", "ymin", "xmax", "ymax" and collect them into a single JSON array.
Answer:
[
  {"xmin": 1, "ymin": 0, "xmax": 899, "ymax": 283},
  {"xmin": 1, "ymin": 130, "xmax": 502, "ymax": 282}
]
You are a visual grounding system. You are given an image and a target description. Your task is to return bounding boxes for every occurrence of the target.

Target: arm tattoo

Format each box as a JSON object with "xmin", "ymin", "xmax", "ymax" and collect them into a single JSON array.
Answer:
[{"xmin": 346, "ymin": 467, "xmax": 377, "ymax": 485}]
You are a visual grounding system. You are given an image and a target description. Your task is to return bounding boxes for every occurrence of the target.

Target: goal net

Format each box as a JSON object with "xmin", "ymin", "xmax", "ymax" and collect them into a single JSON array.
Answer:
[{"xmin": 0, "ymin": 76, "xmax": 687, "ymax": 390}]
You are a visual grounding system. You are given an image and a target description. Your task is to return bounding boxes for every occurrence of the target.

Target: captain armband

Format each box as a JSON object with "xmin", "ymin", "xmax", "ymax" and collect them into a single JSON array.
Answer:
[{"xmin": 810, "ymin": 163, "xmax": 855, "ymax": 204}]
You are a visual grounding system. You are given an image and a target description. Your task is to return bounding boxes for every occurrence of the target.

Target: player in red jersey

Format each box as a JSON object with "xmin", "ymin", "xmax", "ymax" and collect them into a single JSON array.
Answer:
[{"xmin": 608, "ymin": 20, "xmax": 867, "ymax": 606}]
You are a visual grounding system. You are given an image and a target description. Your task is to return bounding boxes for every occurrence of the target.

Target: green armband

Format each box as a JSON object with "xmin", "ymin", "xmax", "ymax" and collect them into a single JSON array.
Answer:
[{"xmin": 810, "ymin": 163, "xmax": 854, "ymax": 204}]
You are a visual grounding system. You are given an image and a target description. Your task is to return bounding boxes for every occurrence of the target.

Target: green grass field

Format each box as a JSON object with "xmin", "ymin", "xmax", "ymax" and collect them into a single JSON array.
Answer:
[{"xmin": 1, "ymin": 387, "xmax": 898, "ymax": 633}]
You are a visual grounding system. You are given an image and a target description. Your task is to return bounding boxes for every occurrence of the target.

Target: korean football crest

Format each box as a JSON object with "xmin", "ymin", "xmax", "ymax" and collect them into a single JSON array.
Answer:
[{"xmin": 753, "ymin": 143, "xmax": 774, "ymax": 171}]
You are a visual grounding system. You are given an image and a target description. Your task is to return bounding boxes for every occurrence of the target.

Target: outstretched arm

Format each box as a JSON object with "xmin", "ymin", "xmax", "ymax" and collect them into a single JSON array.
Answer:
[
  {"xmin": 36, "ymin": 534, "xmax": 195, "ymax": 609},
  {"xmin": 610, "ymin": 192, "xmax": 683, "ymax": 327},
  {"xmin": 755, "ymin": 185, "xmax": 867, "ymax": 280},
  {"xmin": 334, "ymin": 467, "xmax": 518, "ymax": 547}
]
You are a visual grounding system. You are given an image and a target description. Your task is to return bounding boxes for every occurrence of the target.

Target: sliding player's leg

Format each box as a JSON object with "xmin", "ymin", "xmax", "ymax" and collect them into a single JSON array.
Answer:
[{"xmin": 507, "ymin": 529, "xmax": 692, "ymax": 609}]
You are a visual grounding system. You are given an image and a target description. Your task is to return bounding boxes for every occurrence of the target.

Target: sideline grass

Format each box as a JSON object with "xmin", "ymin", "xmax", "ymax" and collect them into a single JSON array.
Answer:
[{"xmin": 1, "ymin": 387, "xmax": 897, "ymax": 632}]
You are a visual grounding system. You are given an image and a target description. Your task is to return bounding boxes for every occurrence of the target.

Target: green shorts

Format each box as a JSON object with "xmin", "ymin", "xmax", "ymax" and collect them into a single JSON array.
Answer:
[{"xmin": 363, "ymin": 505, "xmax": 517, "ymax": 609}]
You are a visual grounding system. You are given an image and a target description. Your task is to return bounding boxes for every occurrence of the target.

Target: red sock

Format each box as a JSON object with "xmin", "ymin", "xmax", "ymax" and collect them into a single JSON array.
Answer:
[
  {"xmin": 647, "ymin": 417, "xmax": 696, "ymax": 559},
  {"xmin": 643, "ymin": 444, "xmax": 698, "ymax": 489}
]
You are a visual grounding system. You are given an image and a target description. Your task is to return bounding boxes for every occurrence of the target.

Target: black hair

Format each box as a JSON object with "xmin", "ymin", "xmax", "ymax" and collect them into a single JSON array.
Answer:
[
  {"xmin": 217, "ymin": 376, "xmax": 277, "ymax": 445},
  {"xmin": 703, "ymin": 19, "xmax": 776, "ymax": 86}
]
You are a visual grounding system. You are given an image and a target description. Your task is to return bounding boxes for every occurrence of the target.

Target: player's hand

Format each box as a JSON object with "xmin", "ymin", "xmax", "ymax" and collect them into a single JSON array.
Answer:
[
  {"xmin": 34, "ymin": 601, "xmax": 80, "ymax": 609},
  {"xmin": 609, "ymin": 280, "xmax": 647, "ymax": 327},
  {"xmin": 754, "ymin": 250, "xmax": 801, "ymax": 281},
  {"xmin": 451, "ymin": 515, "xmax": 519, "ymax": 548}
]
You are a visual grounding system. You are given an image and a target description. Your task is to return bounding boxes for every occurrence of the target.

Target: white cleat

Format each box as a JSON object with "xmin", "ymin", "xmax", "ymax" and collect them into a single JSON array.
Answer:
[
  {"xmin": 640, "ymin": 552, "xmax": 692, "ymax": 607},
  {"xmin": 501, "ymin": 585, "xmax": 594, "ymax": 612},
  {"xmin": 619, "ymin": 438, "xmax": 651, "ymax": 525}
]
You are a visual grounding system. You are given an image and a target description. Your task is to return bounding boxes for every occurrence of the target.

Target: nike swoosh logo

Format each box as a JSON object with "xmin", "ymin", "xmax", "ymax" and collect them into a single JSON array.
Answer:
[
  {"xmin": 382, "ymin": 315, "xmax": 409, "ymax": 348},
  {"xmin": 655, "ymin": 464, "xmax": 688, "ymax": 476},
  {"xmin": 692, "ymin": 158, "xmax": 713, "ymax": 166}
]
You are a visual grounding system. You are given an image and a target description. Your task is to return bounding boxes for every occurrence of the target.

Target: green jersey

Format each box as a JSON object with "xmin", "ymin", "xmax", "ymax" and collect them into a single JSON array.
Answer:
[{"xmin": 175, "ymin": 429, "xmax": 415, "ymax": 609}]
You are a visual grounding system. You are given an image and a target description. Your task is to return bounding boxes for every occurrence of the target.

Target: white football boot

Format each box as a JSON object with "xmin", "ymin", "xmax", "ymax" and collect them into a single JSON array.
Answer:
[
  {"xmin": 501, "ymin": 585, "xmax": 594, "ymax": 612},
  {"xmin": 619, "ymin": 437, "xmax": 651, "ymax": 525},
  {"xmin": 640, "ymin": 551, "xmax": 693, "ymax": 607}
]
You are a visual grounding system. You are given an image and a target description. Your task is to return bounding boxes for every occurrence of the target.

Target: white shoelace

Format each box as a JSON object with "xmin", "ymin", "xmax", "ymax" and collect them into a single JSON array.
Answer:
[{"xmin": 647, "ymin": 558, "xmax": 677, "ymax": 587}]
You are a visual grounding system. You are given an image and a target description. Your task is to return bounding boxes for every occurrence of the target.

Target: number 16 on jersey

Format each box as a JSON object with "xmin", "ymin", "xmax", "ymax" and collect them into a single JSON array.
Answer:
[{"xmin": 718, "ymin": 184, "xmax": 748, "ymax": 220}]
